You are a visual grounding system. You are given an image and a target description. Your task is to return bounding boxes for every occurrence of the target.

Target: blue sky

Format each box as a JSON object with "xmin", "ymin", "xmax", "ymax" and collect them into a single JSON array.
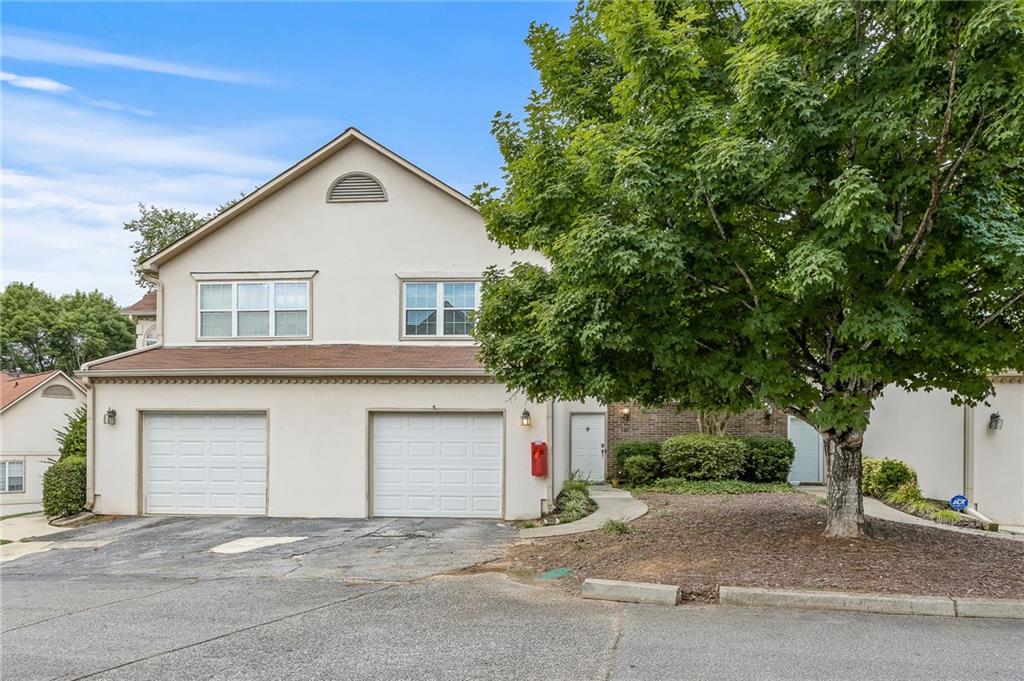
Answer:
[{"xmin": 1, "ymin": 2, "xmax": 573, "ymax": 304}]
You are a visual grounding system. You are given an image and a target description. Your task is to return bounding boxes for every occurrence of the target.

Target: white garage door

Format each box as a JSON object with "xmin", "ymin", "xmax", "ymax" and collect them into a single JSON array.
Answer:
[
  {"xmin": 143, "ymin": 412, "xmax": 267, "ymax": 515},
  {"xmin": 372, "ymin": 413, "xmax": 502, "ymax": 518}
]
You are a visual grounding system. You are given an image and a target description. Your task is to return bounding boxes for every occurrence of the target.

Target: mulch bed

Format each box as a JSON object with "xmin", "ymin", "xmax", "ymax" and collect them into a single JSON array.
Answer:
[{"xmin": 504, "ymin": 492, "xmax": 1024, "ymax": 601}]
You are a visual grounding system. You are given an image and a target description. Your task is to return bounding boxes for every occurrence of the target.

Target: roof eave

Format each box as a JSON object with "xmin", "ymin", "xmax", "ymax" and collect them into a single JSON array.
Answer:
[{"xmin": 77, "ymin": 367, "xmax": 489, "ymax": 379}]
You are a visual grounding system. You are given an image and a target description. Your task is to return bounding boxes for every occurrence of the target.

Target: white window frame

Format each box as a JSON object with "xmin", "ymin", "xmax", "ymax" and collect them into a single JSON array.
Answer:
[
  {"xmin": 0, "ymin": 460, "xmax": 25, "ymax": 494},
  {"xmin": 197, "ymin": 280, "xmax": 311, "ymax": 340},
  {"xmin": 400, "ymin": 280, "xmax": 481, "ymax": 339}
]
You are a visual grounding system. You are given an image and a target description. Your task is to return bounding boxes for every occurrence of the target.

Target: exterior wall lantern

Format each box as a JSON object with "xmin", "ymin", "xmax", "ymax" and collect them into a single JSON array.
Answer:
[
  {"xmin": 620, "ymin": 405, "xmax": 631, "ymax": 419},
  {"xmin": 988, "ymin": 412, "xmax": 1004, "ymax": 431},
  {"xmin": 103, "ymin": 408, "xmax": 117, "ymax": 426},
  {"xmin": 520, "ymin": 409, "xmax": 532, "ymax": 427}
]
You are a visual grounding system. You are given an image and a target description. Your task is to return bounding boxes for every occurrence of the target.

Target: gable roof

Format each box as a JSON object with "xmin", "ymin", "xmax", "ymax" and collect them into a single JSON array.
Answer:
[
  {"xmin": 1, "ymin": 370, "xmax": 87, "ymax": 413},
  {"xmin": 141, "ymin": 128, "xmax": 478, "ymax": 273},
  {"xmin": 121, "ymin": 291, "xmax": 157, "ymax": 316}
]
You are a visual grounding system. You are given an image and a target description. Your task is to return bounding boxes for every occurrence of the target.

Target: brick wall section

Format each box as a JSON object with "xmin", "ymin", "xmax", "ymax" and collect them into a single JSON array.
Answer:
[{"xmin": 606, "ymin": 402, "xmax": 789, "ymax": 477}]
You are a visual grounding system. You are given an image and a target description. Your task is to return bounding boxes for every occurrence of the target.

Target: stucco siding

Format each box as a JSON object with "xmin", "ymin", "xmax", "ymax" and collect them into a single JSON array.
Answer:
[
  {"xmin": 91, "ymin": 379, "xmax": 570, "ymax": 519},
  {"xmin": 1, "ymin": 375, "xmax": 86, "ymax": 513},
  {"xmin": 970, "ymin": 383, "xmax": 1024, "ymax": 524},
  {"xmin": 157, "ymin": 141, "xmax": 543, "ymax": 347},
  {"xmin": 863, "ymin": 387, "xmax": 965, "ymax": 502}
]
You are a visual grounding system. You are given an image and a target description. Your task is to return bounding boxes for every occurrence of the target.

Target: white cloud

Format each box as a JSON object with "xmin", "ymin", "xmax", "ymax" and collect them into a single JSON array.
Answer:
[
  {"xmin": 0, "ymin": 70, "xmax": 74, "ymax": 93},
  {"xmin": 2, "ymin": 32, "xmax": 267, "ymax": 85},
  {"xmin": 1, "ymin": 91, "xmax": 282, "ymax": 305},
  {"xmin": 80, "ymin": 97, "xmax": 154, "ymax": 117}
]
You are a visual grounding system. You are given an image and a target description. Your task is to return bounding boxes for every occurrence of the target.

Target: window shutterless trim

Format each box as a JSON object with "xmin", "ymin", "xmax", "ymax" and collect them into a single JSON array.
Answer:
[
  {"xmin": 196, "ymin": 280, "xmax": 312, "ymax": 341},
  {"xmin": 398, "ymin": 278, "xmax": 481, "ymax": 341},
  {"xmin": 0, "ymin": 459, "xmax": 26, "ymax": 494}
]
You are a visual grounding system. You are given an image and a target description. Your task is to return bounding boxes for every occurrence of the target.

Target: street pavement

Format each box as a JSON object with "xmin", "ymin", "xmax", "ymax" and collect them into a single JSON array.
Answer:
[{"xmin": 2, "ymin": 516, "xmax": 1021, "ymax": 680}]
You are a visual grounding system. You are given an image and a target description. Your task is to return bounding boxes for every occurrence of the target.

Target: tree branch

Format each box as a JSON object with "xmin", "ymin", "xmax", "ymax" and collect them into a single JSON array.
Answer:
[
  {"xmin": 704, "ymin": 191, "xmax": 761, "ymax": 307},
  {"xmin": 979, "ymin": 288, "xmax": 1024, "ymax": 328},
  {"xmin": 887, "ymin": 26, "xmax": 961, "ymax": 286}
]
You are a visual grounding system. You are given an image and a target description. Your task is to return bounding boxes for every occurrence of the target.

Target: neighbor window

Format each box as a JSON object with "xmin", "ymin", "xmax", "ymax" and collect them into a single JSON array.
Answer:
[
  {"xmin": 198, "ymin": 281, "xmax": 309, "ymax": 338},
  {"xmin": 0, "ymin": 461, "xmax": 24, "ymax": 493},
  {"xmin": 403, "ymin": 281, "xmax": 480, "ymax": 337}
]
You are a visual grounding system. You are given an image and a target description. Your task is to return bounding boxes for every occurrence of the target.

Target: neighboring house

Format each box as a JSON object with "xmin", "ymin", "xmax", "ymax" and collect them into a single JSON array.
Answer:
[
  {"xmin": 862, "ymin": 376, "xmax": 1024, "ymax": 526},
  {"xmin": 1, "ymin": 370, "xmax": 88, "ymax": 514},
  {"xmin": 79, "ymin": 128, "xmax": 602, "ymax": 520},
  {"xmin": 121, "ymin": 292, "xmax": 158, "ymax": 348}
]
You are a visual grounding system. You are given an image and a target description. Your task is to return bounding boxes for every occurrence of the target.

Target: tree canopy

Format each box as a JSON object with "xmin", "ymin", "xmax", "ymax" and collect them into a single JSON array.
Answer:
[
  {"xmin": 124, "ymin": 198, "xmax": 242, "ymax": 289},
  {"xmin": 473, "ymin": 0, "xmax": 1024, "ymax": 536},
  {"xmin": 0, "ymin": 283, "xmax": 134, "ymax": 375}
]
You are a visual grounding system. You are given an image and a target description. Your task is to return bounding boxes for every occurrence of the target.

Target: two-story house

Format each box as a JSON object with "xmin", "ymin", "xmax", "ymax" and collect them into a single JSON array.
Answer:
[{"xmin": 79, "ymin": 129, "xmax": 605, "ymax": 520}]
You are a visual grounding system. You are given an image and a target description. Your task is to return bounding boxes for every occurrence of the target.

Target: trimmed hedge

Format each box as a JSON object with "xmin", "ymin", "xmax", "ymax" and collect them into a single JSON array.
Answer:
[
  {"xmin": 617, "ymin": 454, "xmax": 660, "ymax": 485},
  {"xmin": 42, "ymin": 455, "xmax": 86, "ymax": 518},
  {"xmin": 739, "ymin": 436, "xmax": 796, "ymax": 483},
  {"xmin": 861, "ymin": 458, "xmax": 917, "ymax": 499},
  {"xmin": 613, "ymin": 441, "xmax": 662, "ymax": 464},
  {"xmin": 661, "ymin": 434, "xmax": 746, "ymax": 480}
]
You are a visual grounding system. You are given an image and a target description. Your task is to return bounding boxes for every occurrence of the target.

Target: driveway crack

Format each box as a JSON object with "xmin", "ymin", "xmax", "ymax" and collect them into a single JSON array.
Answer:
[
  {"xmin": 603, "ymin": 606, "xmax": 626, "ymax": 681},
  {"xmin": 70, "ymin": 584, "xmax": 396, "ymax": 680}
]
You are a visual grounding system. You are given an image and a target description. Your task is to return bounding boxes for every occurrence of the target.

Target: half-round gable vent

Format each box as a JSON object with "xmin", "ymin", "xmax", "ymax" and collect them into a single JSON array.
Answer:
[
  {"xmin": 42, "ymin": 385, "xmax": 74, "ymax": 399},
  {"xmin": 327, "ymin": 172, "xmax": 387, "ymax": 203}
]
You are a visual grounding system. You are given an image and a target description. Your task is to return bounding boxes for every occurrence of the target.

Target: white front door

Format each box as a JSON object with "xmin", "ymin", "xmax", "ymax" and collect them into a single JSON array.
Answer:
[
  {"xmin": 143, "ymin": 412, "xmax": 267, "ymax": 515},
  {"xmin": 571, "ymin": 414, "xmax": 606, "ymax": 482},
  {"xmin": 371, "ymin": 412, "xmax": 502, "ymax": 518}
]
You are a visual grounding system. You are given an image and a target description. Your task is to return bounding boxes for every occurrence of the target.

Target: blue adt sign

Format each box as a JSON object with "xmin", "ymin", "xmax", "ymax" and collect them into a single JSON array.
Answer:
[{"xmin": 950, "ymin": 495, "xmax": 969, "ymax": 511}]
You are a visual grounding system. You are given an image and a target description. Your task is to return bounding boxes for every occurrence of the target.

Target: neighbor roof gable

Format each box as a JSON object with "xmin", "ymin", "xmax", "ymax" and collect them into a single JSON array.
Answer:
[
  {"xmin": 1, "ymin": 370, "xmax": 87, "ymax": 413},
  {"xmin": 141, "ymin": 128, "xmax": 477, "ymax": 272}
]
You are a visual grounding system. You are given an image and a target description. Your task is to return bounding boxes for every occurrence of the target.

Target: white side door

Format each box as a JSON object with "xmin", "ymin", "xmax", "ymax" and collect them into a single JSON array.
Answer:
[
  {"xmin": 143, "ymin": 412, "xmax": 267, "ymax": 515},
  {"xmin": 788, "ymin": 416, "xmax": 823, "ymax": 484},
  {"xmin": 571, "ymin": 414, "xmax": 606, "ymax": 482}
]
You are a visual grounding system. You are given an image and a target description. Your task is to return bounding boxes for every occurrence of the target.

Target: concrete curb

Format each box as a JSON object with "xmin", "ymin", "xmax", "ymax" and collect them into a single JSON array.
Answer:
[
  {"xmin": 519, "ymin": 488, "xmax": 647, "ymax": 539},
  {"xmin": 719, "ymin": 586, "xmax": 1024, "ymax": 619},
  {"xmin": 582, "ymin": 578, "xmax": 681, "ymax": 606}
]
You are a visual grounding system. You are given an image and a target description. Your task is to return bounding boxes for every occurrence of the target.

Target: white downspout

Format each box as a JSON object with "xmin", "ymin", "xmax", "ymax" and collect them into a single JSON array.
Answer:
[
  {"xmin": 963, "ymin": 405, "xmax": 975, "ymax": 503},
  {"xmin": 84, "ymin": 376, "xmax": 96, "ymax": 510},
  {"xmin": 546, "ymin": 399, "xmax": 556, "ymax": 511}
]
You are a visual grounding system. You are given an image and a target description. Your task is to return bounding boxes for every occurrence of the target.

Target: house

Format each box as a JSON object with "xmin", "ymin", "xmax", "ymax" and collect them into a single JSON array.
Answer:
[
  {"xmin": 121, "ymin": 292, "xmax": 158, "ymax": 348},
  {"xmin": 1, "ymin": 370, "xmax": 88, "ymax": 514},
  {"xmin": 79, "ymin": 128, "xmax": 603, "ymax": 520},
  {"xmin": 863, "ymin": 376, "xmax": 1024, "ymax": 526}
]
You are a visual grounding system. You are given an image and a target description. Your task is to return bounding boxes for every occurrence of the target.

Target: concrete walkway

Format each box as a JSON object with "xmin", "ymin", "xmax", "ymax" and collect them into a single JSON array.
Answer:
[
  {"xmin": 800, "ymin": 486, "xmax": 1024, "ymax": 542},
  {"xmin": 0, "ymin": 513, "xmax": 67, "ymax": 542},
  {"xmin": 520, "ymin": 487, "xmax": 647, "ymax": 539}
]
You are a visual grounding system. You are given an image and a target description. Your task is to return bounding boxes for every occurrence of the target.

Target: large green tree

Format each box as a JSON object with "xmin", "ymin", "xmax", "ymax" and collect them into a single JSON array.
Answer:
[
  {"xmin": 474, "ymin": 0, "xmax": 1024, "ymax": 537},
  {"xmin": 123, "ymin": 198, "xmax": 241, "ymax": 289},
  {"xmin": 0, "ymin": 285, "xmax": 134, "ymax": 374}
]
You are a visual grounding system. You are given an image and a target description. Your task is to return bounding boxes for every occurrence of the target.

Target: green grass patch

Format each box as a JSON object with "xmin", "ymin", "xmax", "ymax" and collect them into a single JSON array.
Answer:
[
  {"xmin": 0, "ymin": 539, "xmax": 11, "ymax": 545},
  {"xmin": 632, "ymin": 478, "xmax": 794, "ymax": 495},
  {"xmin": 602, "ymin": 519, "xmax": 631, "ymax": 535}
]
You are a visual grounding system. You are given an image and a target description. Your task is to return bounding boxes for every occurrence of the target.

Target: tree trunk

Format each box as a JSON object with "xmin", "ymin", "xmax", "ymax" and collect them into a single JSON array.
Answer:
[
  {"xmin": 822, "ymin": 429, "xmax": 867, "ymax": 538},
  {"xmin": 697, "ymin": 410, "xmax": 730, "ymax": 435}
]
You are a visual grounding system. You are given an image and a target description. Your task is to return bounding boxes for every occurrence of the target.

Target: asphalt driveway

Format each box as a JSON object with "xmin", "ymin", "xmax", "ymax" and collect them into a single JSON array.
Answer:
[{"xmin": 3, "ymin": 515, "xmax": 1022, "ymax": 680}]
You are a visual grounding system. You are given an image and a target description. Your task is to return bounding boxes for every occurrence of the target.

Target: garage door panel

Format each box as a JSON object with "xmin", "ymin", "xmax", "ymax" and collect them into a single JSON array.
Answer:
[
  {"xmin": 372, "ymin": 413, "xmax": 502, "ymax": 518},
  {"xmin": 143, "ymin": 413, "xmax": 266, "ymax": 515}
]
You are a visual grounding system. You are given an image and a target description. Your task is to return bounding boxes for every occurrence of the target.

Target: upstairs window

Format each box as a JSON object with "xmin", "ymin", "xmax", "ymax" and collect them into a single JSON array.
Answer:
[
  {"xmin": 327, "ymin": 172, "xmax": 387, "ymax": 203},
  {"xmin": 199, "ymin": 281, "xmax": 310, "ymax": 338},
  {"xmin": 403, "ymin": 281, "xmax": 480, "ymax": 338}
]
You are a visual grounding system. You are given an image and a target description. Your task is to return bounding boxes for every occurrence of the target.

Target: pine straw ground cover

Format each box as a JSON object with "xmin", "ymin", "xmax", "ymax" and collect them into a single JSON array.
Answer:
[{"xmin": 504, "ymin": 492, "xmax": 1024, "ymax": 602}]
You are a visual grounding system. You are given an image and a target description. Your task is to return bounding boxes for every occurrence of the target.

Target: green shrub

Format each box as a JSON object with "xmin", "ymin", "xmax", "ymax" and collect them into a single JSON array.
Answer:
[
  {"xmin": 660, "ymin": 435, "xmax": 746, "ymax": 480},
  {"xmin": 42, "ymin": 455, "xmax": 86, "ymax": 518},
  {"xmin": 613, "ymin": 441, "xmax": 662, "ymax": 466},
  {"xmin": 638, "ymin": 478, "xmax": 793, "ymax": 495},
  {"xmin": 862, "ymin": 458, "xmax": 917, "ymax": 498},
  {"xmin": 739, "ymin": 437, "xmax": 795, "ymax": 483},
  {"xmin": 602, "ymin": 519, "xmax": 631, "ymax": 535},
  {"xmin": 930, "ymin": 509, "xmax": 962, "ymax": 524},
  {"xmin": 561, "ymin": 478, "xmax": 590, "ymax": 497},
  {"xmin": 55, "ymin": 406, "xmax": 87, "ymax": 460},
  {"xmin": 885, "ymin": 481, "xmax": 924, "ymax": 506},
  {"xmin": 618, "ymin": 454, "xmax": 660, "ymax": 486}
]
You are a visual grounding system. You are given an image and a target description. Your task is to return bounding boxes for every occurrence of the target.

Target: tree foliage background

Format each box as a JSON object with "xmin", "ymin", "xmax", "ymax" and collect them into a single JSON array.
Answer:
[
  {"xmin": 473, "ymin": 0, "xmax": 1024, "ymax": 535},
  {"xmin": 0, "ymin": 283, "xmax": 134, "ymax": 375}
]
